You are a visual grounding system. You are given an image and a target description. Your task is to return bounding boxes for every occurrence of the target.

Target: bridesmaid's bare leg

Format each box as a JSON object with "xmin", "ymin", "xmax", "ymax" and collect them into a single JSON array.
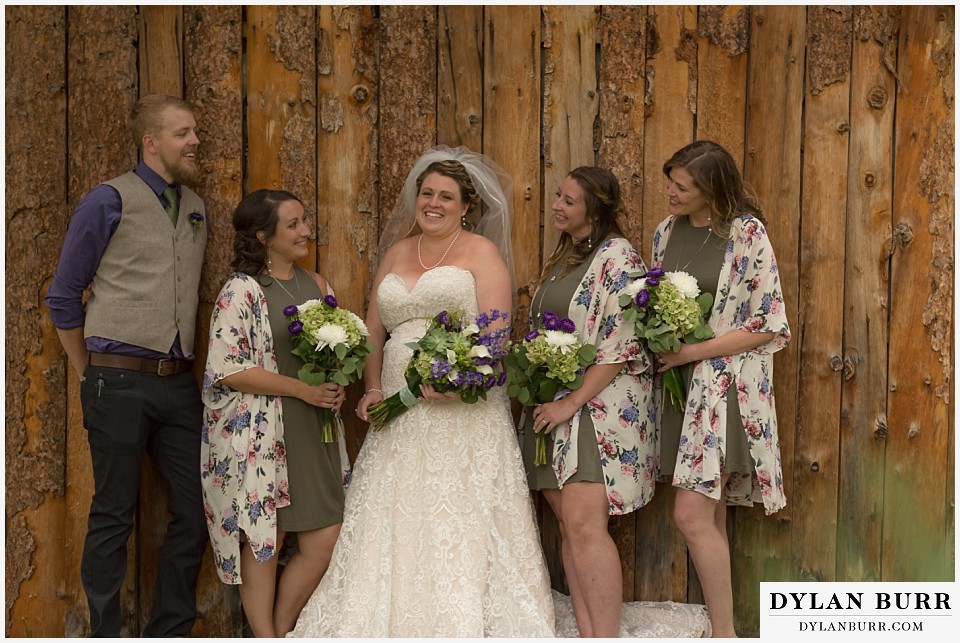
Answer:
[
  {"xmin": 543, "ymin": 489, "xmax": 593, "ymax": 636},
  {"xmin": 559, "ymin": 481, "xmax": 622, "ymax": 637},
  {"xmin": 674, "ymin": 487, "xmax": 737, "ymax": 637},
  {"xmin": 238, "ymin": 534, "xmax": 283, "ymax": 637},
  {"xmin": 273, "ymin": 523, "xmax": 341, "ymax": 636}
]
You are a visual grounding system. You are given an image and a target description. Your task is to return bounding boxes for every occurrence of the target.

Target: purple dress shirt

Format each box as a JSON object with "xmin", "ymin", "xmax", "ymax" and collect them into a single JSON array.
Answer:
[{"xmin": 45, "ymin": 162, "xmax": 190, "ymax": 359}]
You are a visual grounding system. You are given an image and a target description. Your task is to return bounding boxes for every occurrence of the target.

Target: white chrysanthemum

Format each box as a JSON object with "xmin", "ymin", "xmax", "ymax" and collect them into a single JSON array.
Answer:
[
  {"xmin": 543, "ymin": 330, "xmax": 578, "ymax": 354},
  {"xmin": 622, "ymin": 278, "xmax": 647, "ymax": 298},
  {"xmin": 345, "ymin": 310, "xmax": 369, "ymax": 336},
  {"xmin": 313, "ymin": 324, "xmax": 349, "ymax": 349},
  {"xmin": 297, "ymin": 298, "xmax": 325, "ymax": 313},
  {"xmin": 665, "ymin": 271, "xmax": 701, "ymax": 299}
]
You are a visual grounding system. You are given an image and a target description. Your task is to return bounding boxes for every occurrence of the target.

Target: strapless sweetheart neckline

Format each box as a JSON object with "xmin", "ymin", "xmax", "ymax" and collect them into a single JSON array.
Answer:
[{"xmin": 384, "ymin": 265, "xmax": 474, "ymax": 294}]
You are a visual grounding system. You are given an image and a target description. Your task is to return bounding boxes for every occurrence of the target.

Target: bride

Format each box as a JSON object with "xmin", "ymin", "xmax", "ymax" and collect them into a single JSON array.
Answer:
[
  {"xmin": 289, "ymin": 146, "xmax": 554, "ymax": 637},
  {"xmin": 289, "ymin": 146, "xmax": 710, "ymax": 638}
]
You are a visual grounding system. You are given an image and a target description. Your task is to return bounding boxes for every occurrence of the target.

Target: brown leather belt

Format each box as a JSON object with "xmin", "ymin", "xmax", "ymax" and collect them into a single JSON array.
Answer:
[{"xmin": 88, "ymin": 353, "xmax": 193, "ymax": 376}]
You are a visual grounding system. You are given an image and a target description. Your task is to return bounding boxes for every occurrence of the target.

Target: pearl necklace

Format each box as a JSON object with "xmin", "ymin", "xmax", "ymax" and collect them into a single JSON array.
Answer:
[{"xmin": 417, "ymin": 228, "xmax": 462, "ymax": 270}]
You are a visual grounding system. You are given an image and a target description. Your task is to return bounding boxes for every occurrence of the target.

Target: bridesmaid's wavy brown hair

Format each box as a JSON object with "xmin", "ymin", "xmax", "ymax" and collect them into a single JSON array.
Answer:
[
  {"xmin": 536, "ymin": 167, "xmax": 625, "ymax": 289},
  {"xmin": 231, "ymin": 189, "xmax": 303, "ymax": 276},
  {"xmin": 662, "ymin": 140, "xmax": 764, "ymax": 238}
]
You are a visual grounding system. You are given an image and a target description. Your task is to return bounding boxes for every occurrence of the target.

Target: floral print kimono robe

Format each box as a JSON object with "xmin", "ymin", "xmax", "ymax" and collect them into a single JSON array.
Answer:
[
  {"xmin": 652, "ymin": 214, "xmax": 790, "ymax": 514},
  {"xmin": 201, "ymin": 273, "xmax": 287, "ymax": 583},
  {"xmin": 551, "ymin": 237, "xmax": 657, "ymax": 515}
]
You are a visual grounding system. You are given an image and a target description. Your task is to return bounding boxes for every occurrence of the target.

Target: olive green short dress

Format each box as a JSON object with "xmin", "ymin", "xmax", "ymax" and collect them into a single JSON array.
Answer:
[
  {"xmin": 259, "ymin": 268, "xmax": 345, "ymax": 532},
  {"xmin": 659, "ymin": 216, "xmax": 751, "ymax": 477},
  {"xmin": 521, "ymin": 244, "xmax": 605, "ymax": 490}
]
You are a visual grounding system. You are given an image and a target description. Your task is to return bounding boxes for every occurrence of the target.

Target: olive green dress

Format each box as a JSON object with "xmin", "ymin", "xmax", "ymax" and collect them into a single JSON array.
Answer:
[
  {"xmin": 659, "ymin": 216, "xmax": 751, "ymax": 477},
  {"xmin": 259, "ymin": 268, "xmax": 345, "ymax": 531},
  {"xmin": 521, "ymin": 244, "xmax": 604, "ymax": 490}
]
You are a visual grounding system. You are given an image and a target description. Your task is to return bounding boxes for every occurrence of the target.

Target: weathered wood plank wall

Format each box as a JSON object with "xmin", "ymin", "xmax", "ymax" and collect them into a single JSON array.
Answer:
[{"xmin": 5, "ymin": 5, "xmax": 953, "ymax": 638}]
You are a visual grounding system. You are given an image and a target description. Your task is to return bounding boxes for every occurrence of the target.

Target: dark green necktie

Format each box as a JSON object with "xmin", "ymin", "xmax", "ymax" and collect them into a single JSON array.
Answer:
[{"xmin": 163, "ymin": 186, "xmax": 179, "ymax": 226}]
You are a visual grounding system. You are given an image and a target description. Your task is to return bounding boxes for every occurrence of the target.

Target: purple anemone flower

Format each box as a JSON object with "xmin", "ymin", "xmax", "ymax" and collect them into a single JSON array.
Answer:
[
  {"xmin": 288, "ymin": 320, "xmax": 304, "ymax": 335},
  {"xmin": 542, "ymin": 311, "xmax": 560, "ymax": 331},
  {"xmin": 323, "ymin": 294, "xmax": 338, "ymax": 308},
  {"xmin": 282, "ymin": 304, "xmax": 299, "ymax": 317},
  {"xmin": 636, "ymin": 290, "xmax": 650, "ymax": 308}
]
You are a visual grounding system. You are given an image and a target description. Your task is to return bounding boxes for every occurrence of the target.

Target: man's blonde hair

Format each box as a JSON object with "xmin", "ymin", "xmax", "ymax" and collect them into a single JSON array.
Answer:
[{"xmin": 130, "ymin": 94, "xmax": 194, "ymax": 151}]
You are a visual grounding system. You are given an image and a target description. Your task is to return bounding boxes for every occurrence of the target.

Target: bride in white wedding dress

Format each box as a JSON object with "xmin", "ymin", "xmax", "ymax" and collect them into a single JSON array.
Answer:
[{"xmin": 289, "ymin": 146, "xmax": 709, "ymax": 638}]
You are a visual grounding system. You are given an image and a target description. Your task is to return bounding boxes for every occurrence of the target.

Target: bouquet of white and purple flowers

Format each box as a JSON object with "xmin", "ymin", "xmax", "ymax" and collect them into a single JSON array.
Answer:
[
  {"xmin": 505, "ymin": 312, "xmax": 597, "ymax": 465},
  {"xmin": 284, "ymin": 294, "xmax": 374, "ymax": 442},
  {"xmin": 620, "ymin": 267, "xmax": 713, "ymax": 411},
  {"xmin": 367, "ymin": 309, "xmax": 511, "ymax": 430}
]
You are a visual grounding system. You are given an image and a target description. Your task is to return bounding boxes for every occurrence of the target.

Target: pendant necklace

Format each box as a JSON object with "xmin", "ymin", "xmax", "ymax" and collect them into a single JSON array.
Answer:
[
  {"xmin": 674, "ymin": 220, "xmax": 714, "ymax": 272},
  {"xmin": 270, "ymin": 265, "xmax": 302, "ymax": 301},
  {"xmin": 418, "ymin": 228, "xmax": 462, "ymax": 270}
]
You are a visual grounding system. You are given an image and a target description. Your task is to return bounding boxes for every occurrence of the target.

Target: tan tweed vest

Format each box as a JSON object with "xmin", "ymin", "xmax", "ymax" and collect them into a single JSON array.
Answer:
[{"xmin": 84, "ymin": 171, "xmax": 207, "ymax": 356}]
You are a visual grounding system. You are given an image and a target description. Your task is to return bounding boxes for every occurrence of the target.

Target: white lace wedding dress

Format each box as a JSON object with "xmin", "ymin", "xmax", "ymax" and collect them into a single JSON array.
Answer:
[
  {"xmin": 290, "ymin": 266, "xmax": 555, "ymax": 637},
  {"xmin": 289, "ymin": 266, "xmax": 710, "ymax": 638}
]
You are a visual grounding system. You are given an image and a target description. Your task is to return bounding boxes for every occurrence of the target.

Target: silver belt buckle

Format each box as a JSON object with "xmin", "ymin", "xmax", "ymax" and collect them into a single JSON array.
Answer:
[{"xmin": 156, "ymin": 359, "xmax": 171, "ymax": 376}]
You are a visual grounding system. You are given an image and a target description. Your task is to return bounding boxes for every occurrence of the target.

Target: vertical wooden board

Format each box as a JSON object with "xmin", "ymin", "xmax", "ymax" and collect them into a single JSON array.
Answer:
[
  {"xmin": 838, "ymin": 5, "xmax": 898, "ymax": 583},
  {"xmin": 184, "ymin": 6, "xmax": 245, "ymax": 635},
  {"xmin": 378, "ymin": 5, "xmax": 437, "ymax": 226},
  {"xmin": 317, "ymin": 6, "xmax": 379, "ymax": 462},
  {"xmin": 597, "ymin": 6, "xmax": 646, "ymax": 254},
  {"xmin": 794, "ymin": 5, "xmax": 852, "ymax": 583},
  {"xmin": 136, "ymin": 8, "xmax": 187, "ymax": 630},
  {"xmin": 64, "ymin": 5, "xmax": 140, "ymax": 636},
  {"xmin": 246, "ymin": 5, "xmax": 318, "ymax": 269},
  {"xmin": 483, "ymin": 6, "xmax": 541, "ymax": 317},
  {"xmin": 185, "ymin": 5, "xmax": 244, "ymax": 304},
  {"xmin": 641, "ymin": 6, "xmax": 697, "ymax": 256},
  {"xmin": 695, "ymin": 5, "xmax": 749, "ymax": 167},
  {"xmin": 885, "ymin": 4, "xmax": 953, "ymax": 581},
  {"xmin": 735, "ymin": 6, "xmax": 806, "ymax": 635},
  {"xmin": 542, "ymin": 6, "xmax": 599, "ymax": 264},
  {"xmin": 4, "ymin": 6, "xmax": 68, "ymax": 638},
  {"xmin": 438, "ymin": 6, "xmax": 483, "ymax": 151},
  {"xmin": 139, "ymin": 6, "xmax": 183, "ymax": 97}
]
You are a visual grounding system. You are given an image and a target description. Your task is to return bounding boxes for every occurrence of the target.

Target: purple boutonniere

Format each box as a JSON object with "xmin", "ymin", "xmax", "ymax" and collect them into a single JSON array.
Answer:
[{"xmin": 189, "ymin": 211, "xmax": 205, "ymax": 228}]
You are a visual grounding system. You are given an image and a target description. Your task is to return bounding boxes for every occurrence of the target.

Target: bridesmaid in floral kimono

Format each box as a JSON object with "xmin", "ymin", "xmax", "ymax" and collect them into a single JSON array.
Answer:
[
  {"xmin": 652, "ymin": 141, "xmax": 790, "ymax": 637},
  {"xmin": 521, "ymin": 167, "xmax": 656, "ymax": 637},
  {"xmin": 201, "ymin": 190, "xmax": 350, "ymax": 636}
]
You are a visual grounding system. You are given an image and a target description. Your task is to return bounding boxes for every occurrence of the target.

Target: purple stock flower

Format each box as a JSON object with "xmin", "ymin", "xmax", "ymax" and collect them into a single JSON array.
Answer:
[
  {"xmin": 282, "ymin": 304, "xmax": 299, "ymax": 317},
  {"xmin": 497, "ymin": 370, "xmax": 507, "ymax": 386},
  {"xmin": 524, "ymin": 330, "xmax": 540, "ymax": 342},
  {"xmin": 323, "ymin": 294, "xmax": 338, "ymax": 308},
  {"xmin": 436, "ymin": 311, "xmax": 451, "ymax": 330},
  {"xmin": 430, "ymin": 359, "xmax": 453, "ymax": 380},
  {"xmin": 635, "ymin": 290, "xmax": 650, "ymax": 308},
  {"xmin": 288, "ymin": 320, "xmax": 304, "ymax": 335},
  {"xmin": 558, "ymin": 317, "xmax": 576, "ymax": 334}
]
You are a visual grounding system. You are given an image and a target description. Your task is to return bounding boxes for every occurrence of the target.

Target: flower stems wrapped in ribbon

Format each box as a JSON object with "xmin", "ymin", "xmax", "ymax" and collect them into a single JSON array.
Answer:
[
  {"xmin": 505, "ymin": 312, "xmax": 597, "ymax": 466},
  {"xmin": 619, "ymin": 267, "xmax": 713, "ymax": 411},
  {"xmin": 284, "ymin": 294, "xmax": 374, "ymax": 441},
  {"xmin": 367, "ymin": 309, "xmax": 511, "ymax": 430}
]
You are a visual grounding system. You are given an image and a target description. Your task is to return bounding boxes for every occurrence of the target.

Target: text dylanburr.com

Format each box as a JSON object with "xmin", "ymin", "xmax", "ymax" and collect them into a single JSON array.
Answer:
[{"xmin": 761, "ymin": 582, "xmax": 956, "ymax": 639}]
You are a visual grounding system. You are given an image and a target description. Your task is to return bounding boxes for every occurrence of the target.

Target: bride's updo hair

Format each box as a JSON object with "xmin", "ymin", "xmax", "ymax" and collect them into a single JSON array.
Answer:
[
  {"xmin": 231, "ymin": 188, "xmax": 302, "ymax": 275},
  {"xmin": 537, "ymin": 166, "xmax": 624, "ymax": 287},
  {"xmin": 414, "ymin": 160, "xmax": 482, "ymax": 229}
]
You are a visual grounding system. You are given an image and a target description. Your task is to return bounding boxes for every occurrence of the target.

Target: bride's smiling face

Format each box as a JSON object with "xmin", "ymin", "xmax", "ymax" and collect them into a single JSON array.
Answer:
[{"xmin": 416, "ymin": 172, "xmax": 466, "ymax": 238}]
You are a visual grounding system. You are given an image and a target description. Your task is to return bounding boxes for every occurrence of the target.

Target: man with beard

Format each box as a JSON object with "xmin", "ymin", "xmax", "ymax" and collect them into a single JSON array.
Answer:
[{"xmin": 46, "ymin": 94, "xmax": 208, "ymax": 637}]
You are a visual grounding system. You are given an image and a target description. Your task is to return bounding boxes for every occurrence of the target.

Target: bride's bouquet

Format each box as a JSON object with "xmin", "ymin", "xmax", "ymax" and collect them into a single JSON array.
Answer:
[
  {"xmin": 367, "ymin": 309, "xmax": 511, "ymax": 430},
  {"xmin": 620, "ymin": 267, "xmax": 713, "ymax": 411},
  {"xmin": 505, "ymin": 312, "xmax": 597, "ymax": 465},
  {"xmin": 284, "ymin": 294, "xmax": 374, "ymax": 441}
]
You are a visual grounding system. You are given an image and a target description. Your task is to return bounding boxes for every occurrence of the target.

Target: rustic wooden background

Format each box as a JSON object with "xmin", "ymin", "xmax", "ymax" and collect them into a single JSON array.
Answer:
[{"xmin": 5, "ymin": 5, "xmax": 954, "ymax": 637}]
